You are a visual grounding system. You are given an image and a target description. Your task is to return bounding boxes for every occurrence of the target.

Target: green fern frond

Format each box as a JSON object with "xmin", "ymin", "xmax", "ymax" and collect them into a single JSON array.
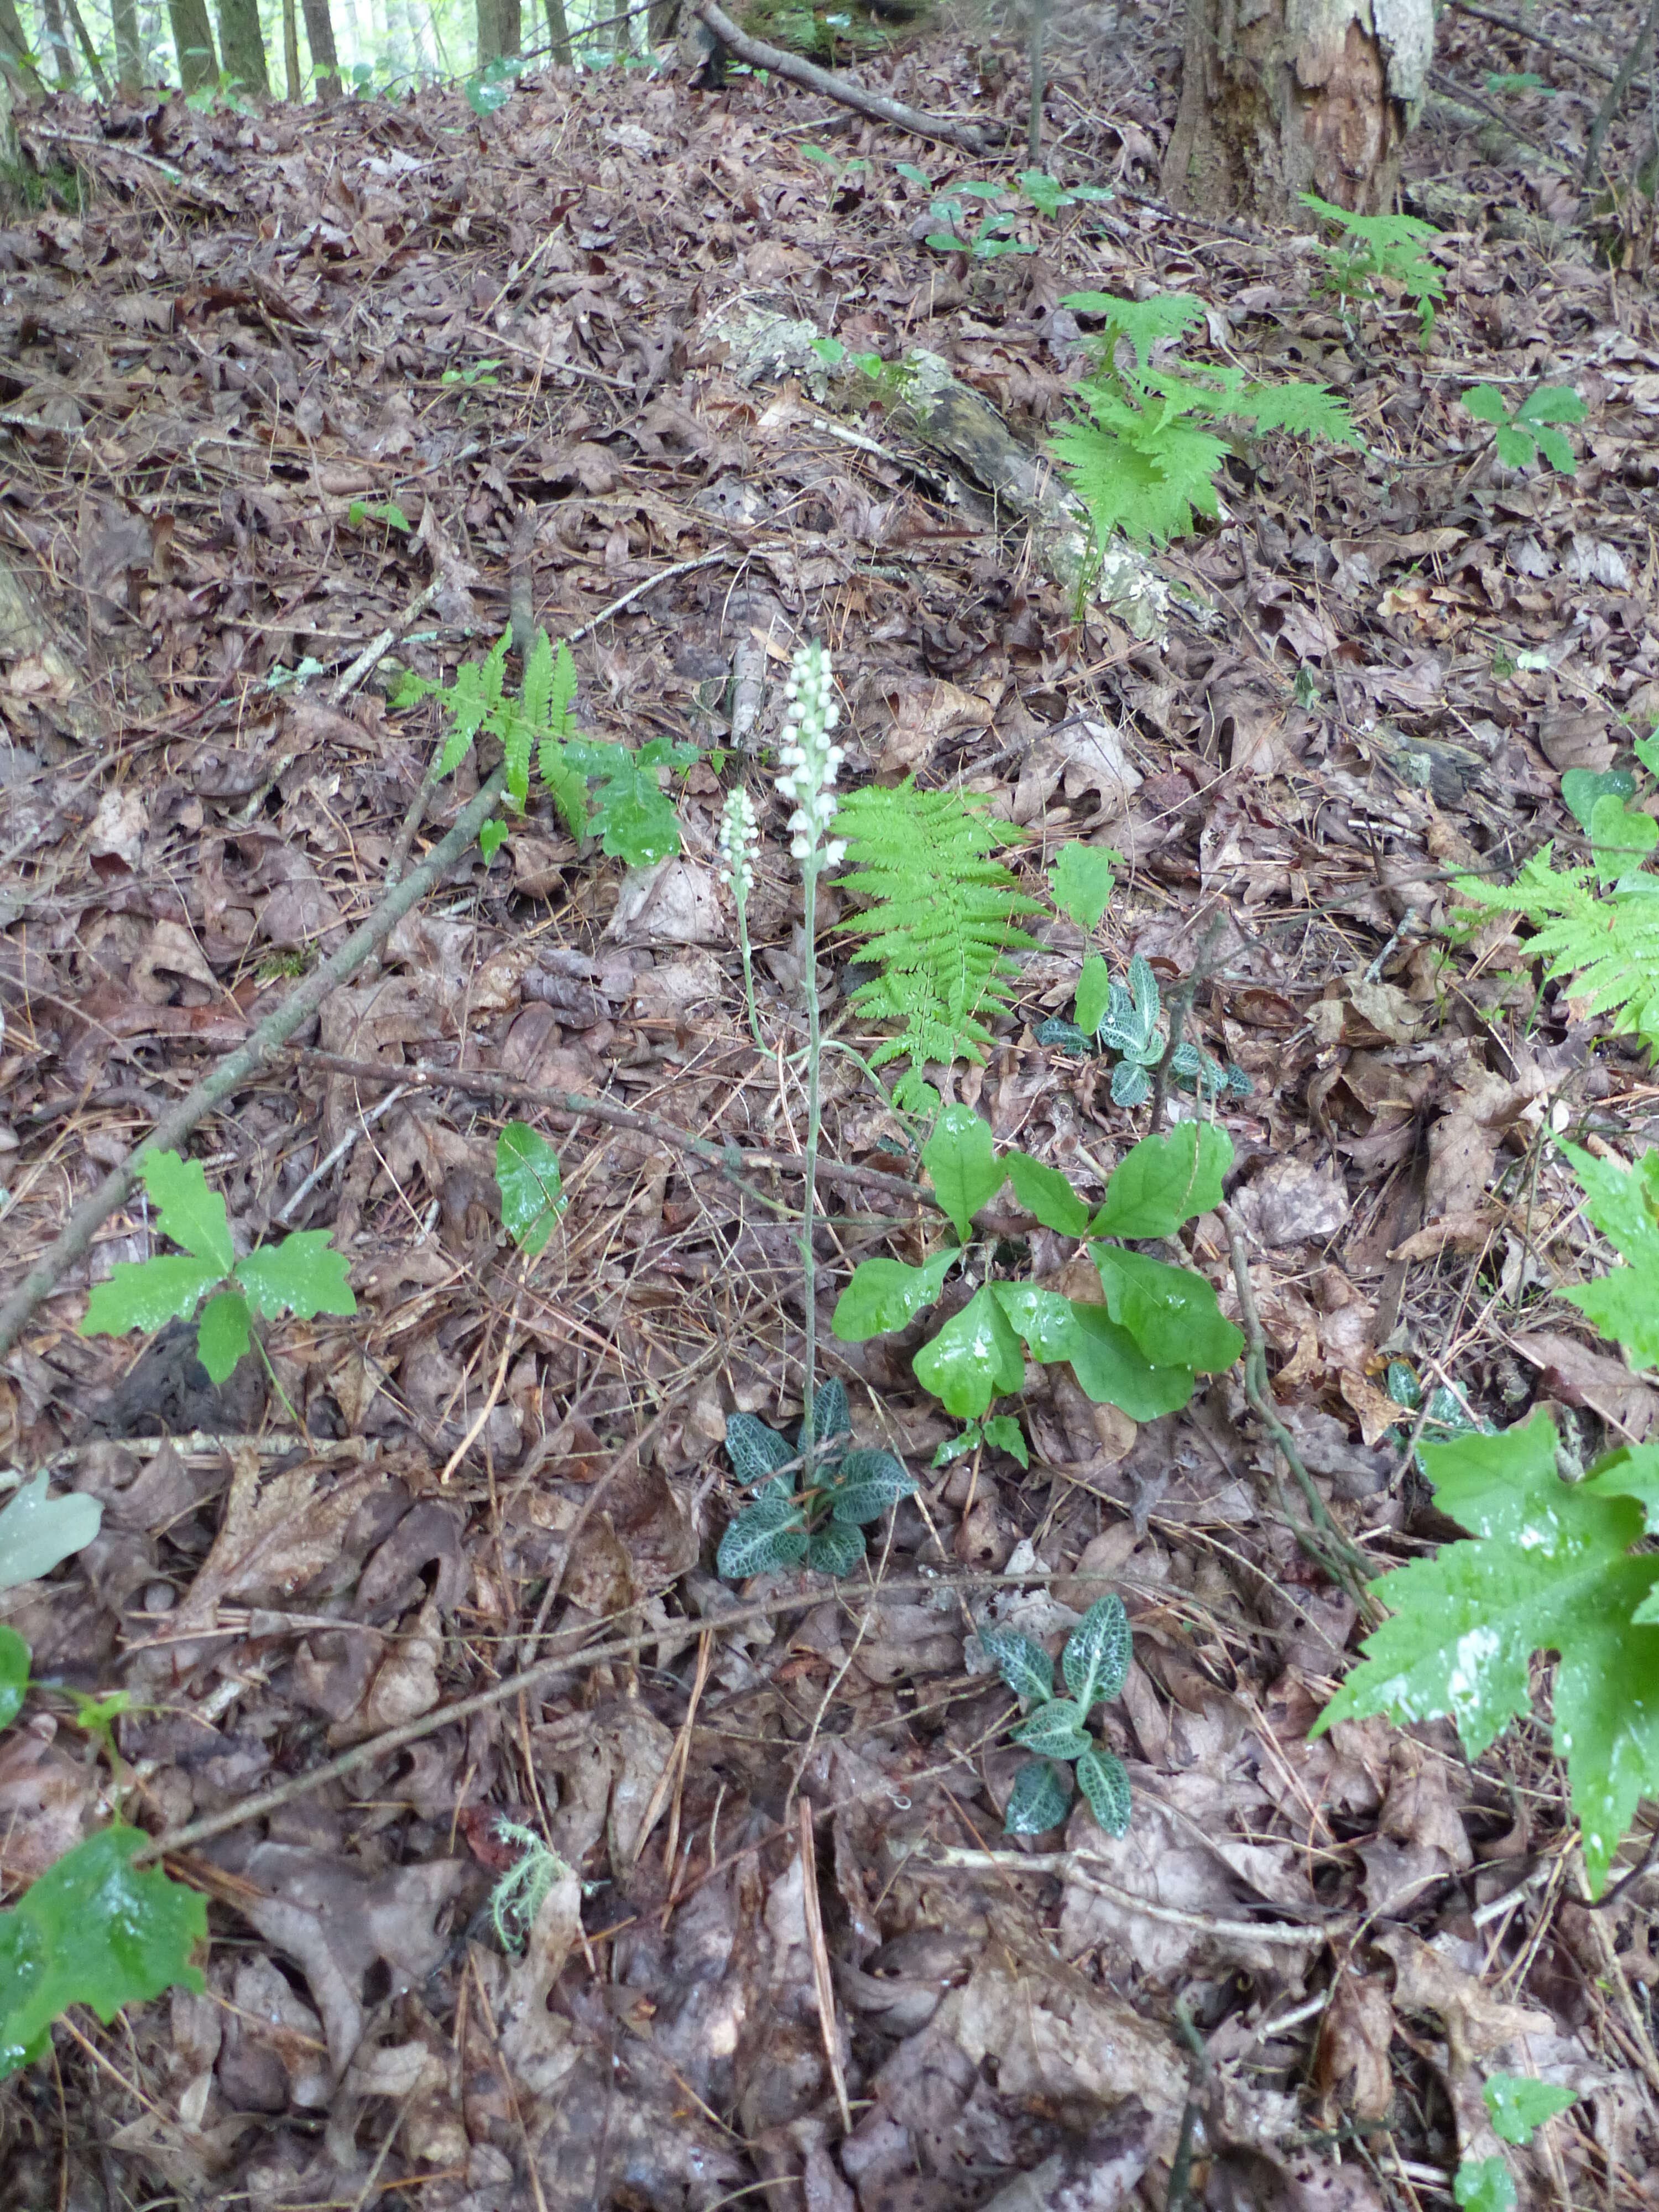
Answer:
[
  {"xmin": 1050, "ymin": 395, "xmax": 1229, "ymax": 547},
  {"xmin": 835, "ymin": 784, "xmax": 1044, "ymax": 1070},
  {"xmin": 1062, "ymin": 288, "xmax": 1205, "ymax": 375},
  {"xmin": 1237, "ymin": 379, "xmax": 1365, "ymax": 448},
  {"xmin": 1457, "ymin": 846, "xmax": 1659, "ymax": 1050}
]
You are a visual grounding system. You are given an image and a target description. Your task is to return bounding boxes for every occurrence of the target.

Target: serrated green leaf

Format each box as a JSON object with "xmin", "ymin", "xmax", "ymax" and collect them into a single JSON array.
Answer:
[
  {"xmin": 1494, "ymin": 424, "xmax": 1535, "ymax": 469},
  {"xmin": 1011, "ymin": 1699, "xmax": 1094, "ymax": 1759},
  {"xmin": 195, "ymin": 1290, "xmax": 252, "ymax": 1384},
  {"xmin": 1313, "ymin": 1408, "xmax": 1659, "ymax": 1896},
  {"xmin": 1091, "ymin": 1121, "xmax": 1232, "ymax": 1238},
  {"xmin": 1006, "ymin": 1153, "xmax": 1092, "ymax": 1238},
  {"xmin": 138, "ymin": 1151, "xmax": 234, "ymax": 1273},
  {"xmin": 807, "ymin": 1521, "xmax": 866, "ymax": 1575},
  {"xmin": 725, "ymin": 1413, "xmax": 797, "ymax": 1488},
  {"xmin": 479, "ymin": 819, "xmax": 510, "ymax": 863},
  {"xmin": 1561, "ymin": 768, "xmax": 1635, "ymax": 834},
  {"xmin": 0, "ymin": 1626, "xmax": 28, "ymax": 1729},
  {"xmin": 235, "ymin": 1233, "xmax": 356, "ymax": 1321},
  {"xmin": 832, "ymin": 1250, "xmax": 959, "ymax": 1341},
  {"xmin": 1484, "ymin": 2073, "xmax": 1575, "ymax": 2146},
  {"xmin": 1532, "ymin": 426, "xmax": 1576, "ymax": 474},
  {"xmin": 495, "ymin": 1123, "xmax": 565, "ymax": 1257},
  {"xmin": 717, "ymin": 1498, "xmax": 811, "ymax": 1579},
  {"xmin": 1453, "ymin": 2159, "xmax": 1517, "ymax": 2212},
  {"xmin": 1090, "ymin": 1246, "xmax": 1244, "ymax": 1371},
  {"xmin": 1049, "ymin": 842, "xmax": 1118, "ymax": 931},
  {"xmin": 565, "ymin": 737, "xmax": 686, "ymax": 865},
  {"xmin": 1075, "ymin": 1745, "xmax": 1132, "ymax": 1837},
  {"xmin": 1073, "ymin": 953, "xmax": 1113, "ymax": 1036},
  {"xmin": 978, "ymin": 1623, "xmax": 1054, "ymax": 1703},
  {"xmin": 981, "ymin": 1413, "xmax": 1030, "ymax": 1467},
  {"xmin": 830, "ymin": 1450, "xmax": 916, "ymax": 1524},
  {"xmin": 1003, "ymin": 1758, "xmax": 1074, "ymax": 1835},
  {"xmin": 80, "ymin": 1256, "xmax": 224, "ymax": 1339},
  {"xmin": 1556, "ymin": 1141, "xmax": 1659, "ymax": 1372},
  {"xmin": 1063, "ymin": 1594, "xmax": 1131, "ymax": 1708},
  {"xmin": 0, "ymin": 1478, "xmax": 102, "ymax": 1595},
  {"xmin": 922, "ymin": 1107, "xmax": 1005, "ymax": 1243},
  {"xmin": 0, "ymin": 1826, "xmax": 207, "ymax": 2078},
  {"xmin": 1517, "ymin": 385, "xmax": 1585, "ymax": 427},
  {"xmin": 914, "ymin": 1286, "xmax": 1027, "ymax": 1418},
  {"xmin": 1460, "ymin": 384, "xmax": 1510, "ymax": 427}
]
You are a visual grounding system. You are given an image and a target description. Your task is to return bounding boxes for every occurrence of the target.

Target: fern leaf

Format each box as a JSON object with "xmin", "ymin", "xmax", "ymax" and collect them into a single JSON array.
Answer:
[
  {"xmin": 1238, "ymin": 379, "xmax": 1365, "ymax": 451},
  {"xmin": 1050, "ymin": 400, "xmax": 1229, "ymax": 547},
  {"xmin": 1456, "ymin": 848, "xmax": 1659, "ymax": 1051},
  {"xmin": 835, "ymin": 784, "xmax": 1044, "ymax": 1071},
  {"xmin": 1060, "ymin": 289, "xmax": 1205, "ymax": 373}
]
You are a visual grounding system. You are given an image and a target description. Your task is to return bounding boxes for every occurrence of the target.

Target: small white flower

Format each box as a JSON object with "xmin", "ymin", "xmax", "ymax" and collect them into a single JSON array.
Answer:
[
  {"xmin": 717, "ymin": 787, "xmax": 759, "ymax": 900},
  {"xmin": 772, "ymin": 639, "xmax": 844, "ymax": 869}
]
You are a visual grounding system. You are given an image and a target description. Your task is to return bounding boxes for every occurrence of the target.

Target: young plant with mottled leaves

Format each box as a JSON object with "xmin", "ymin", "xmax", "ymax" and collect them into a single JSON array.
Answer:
[
  {"xmin": 717, "ymin": 1379, "xmax": 916, "ymax": 1579},
  {"xmin": 979, "ymin": 1595, "xmax": 1134, "ymax": 1835},
  {"xmin": 1037, "ymin": 953, "xmax": 1251, "ymax": 1107}
]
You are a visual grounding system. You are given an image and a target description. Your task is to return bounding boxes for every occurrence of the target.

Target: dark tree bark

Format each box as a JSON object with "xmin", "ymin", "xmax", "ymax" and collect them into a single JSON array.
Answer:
[
  {"xmin": 300, "ymin": 0, "xmax": 338, "ymax": 92},
  {"xmin": 65, "ymin": 0, "xmax": 111, "ymax": 93},
  {"xmin": 40, "ymin": 0, "xmax": 77, "ymax": 88},
  {"xmin": 476, "ymin": 0, "xmax": 519, "ymax": 62},
  {"xmin": 166, "ymin": 0, "xmax": 218, "ymax": 89},
  {"xmin": 0, "ymin": 0, "xmax": 41, "ymax": 88},
  {"xmin": 111, "ymin": 0, "xmax": 141, "ymax": 91},
  {"xmin": 544, "ymin": 0, "xmax": 569, "ymax": 62},
  {"xmin": 280, "ymin": 0, "xmax": 299, "ymax": 93},
  {"xmin": 215, "ymin": 0, "xmax": 269, "ymax": 92},
  {"xmin": 1161, "ymin": 0, "xmax": 1433, "ymax": 218}
]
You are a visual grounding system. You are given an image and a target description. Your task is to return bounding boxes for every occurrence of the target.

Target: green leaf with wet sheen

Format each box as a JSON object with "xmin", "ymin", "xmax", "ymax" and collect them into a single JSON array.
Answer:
[
  {"xmin": 922, "ymin": 1105, "xmax": 1005, "ymax": 1243},
  {"xmin": 913, "ymin": 1285, "xmax": 1026, "ymax": 1418},
  {"xmin": 1089, "ymin": 1121, "xmax": 1232, "ymax": 1239},
  {"xmin": 1090, "ymin": 1246, "xmax": 1243, "ymax": 1371},
  {"xmin": 832, "ymin": 1251, "xmax": 958, "ymax": 1340}
]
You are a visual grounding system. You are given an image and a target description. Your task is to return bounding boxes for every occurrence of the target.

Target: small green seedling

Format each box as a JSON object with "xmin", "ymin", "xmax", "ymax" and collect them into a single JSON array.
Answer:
[
  {"xmin": 347, "ymin": 498, "xmax": 411, "ymax": 534},
  {"xmin": 800, "ymin": 142, "xmax": 870, "ymax": 195},
  {"xmin": 1301, "ymin": 192, "xmax": 1446, "ymax": 339},
  {"xmin": 488, "ymin": 1822, "xmax": 578, "ymax": 1950},
  {"xmin": 495, "ymin": 1124, "xmax": 564, "ymax": 1256},
  {"xmin": 934, "ymin": 1413, "xmax": 1030, "ymax": 1470},
  {"xmin": 1460, "ymin": 383, "xmax": 1585, "ymax": 475},
  {"xmin": 465, "ymin": 58, "xmax": 520, "ymax": 114},
  {"xmin": 980, "ymin": 1595, "xmax": 1134, "ymax": 1835},
  {"xmin": 926, "ymin": 180, "xmax": 1035, "ymax": 261},
  {"xmin": 80, "ymin": 1150, "xmax": 355, "ymax": 1385},
  {"xmin": 1047, "ymin": 841, "xmax": 1119, "ymax": 932},
  {"xmin": 1452, "ymin": 2073, "xmax": 1577, "ymax": 2212},
  {"xmin": 1485, "ymin": 71, "xmax": 1551, "ymax": 95},
  {"xmin": 1017, "ymin": 169, "xmax": 1114, "ymax": 219},
  {"xmin": 809, "ymin": 336, "xmax": 886, "ymax": 378},
  {"xmin": 717, "ymin": 1379, "xmax": 916, "ymax": 1579},
  {"xmin": 1037, "ymin": 953, "xmax": 1251, "ymax": 1107},
  {"xmin": 441, "ymin": 357, "xmax": 502, "ymax": 389}
]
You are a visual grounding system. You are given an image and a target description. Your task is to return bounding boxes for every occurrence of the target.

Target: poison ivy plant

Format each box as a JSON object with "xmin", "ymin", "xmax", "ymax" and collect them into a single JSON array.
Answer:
[
  {"xmin": 833, "ymin": 1119, "xmax": 1241, "ymax": 1435},
  {"xmin": 1460, "ymin": 383, "xmax": 1585, "ymax": 476},
  {"xmin": 79, "ymin": 1150, "xmax": 354, "ymax": 1385},
  {"xmin": 717, "ymin": 1379, "xmax": 916, "ymax": 1579},
  {"xmin": 980, "ymin": 1595, "xmax": 1134, "ymax": 1835},
  {"xmin": 393, "ymin": 628, "xmax": 696, "ymax": 869},
  {"xmin": 495, "ymin": 1123, "xmax": 565, "ymax": 1258},
  {"xmin": 1036, "ymin": 953, "xmax": 1252, "ymax": 1105},
  {"xmin": 1051, "ymin": 289, "xmax": 1363, "ymax": 554}
]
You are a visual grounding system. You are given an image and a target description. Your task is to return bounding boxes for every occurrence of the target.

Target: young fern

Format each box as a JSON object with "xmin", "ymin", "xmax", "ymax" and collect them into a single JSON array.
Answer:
[
  {"xmin": 1455, "ymin": 846, "xmax": 1659, "ymax": 1053},
  {"xmin": 833, "ymin": 783, "xmax": 1044, "ymax": 1070}
]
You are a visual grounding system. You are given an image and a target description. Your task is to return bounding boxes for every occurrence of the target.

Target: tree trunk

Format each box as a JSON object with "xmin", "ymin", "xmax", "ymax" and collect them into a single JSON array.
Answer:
[
  {"xmin": 111, "ymin": 0, "xmax": 141, "ymax": 91},
  {"xmin": 478, "ymin": 0, "xmax": 519, "ymax": 60},
  {"xmin": 167, "ymin": 0, "xmax": 217, "ymax": 88},
  {"xmin": 40, "ymin": 0, "xmax": 77, "ymax": 87},
  {"xmin": 0, "ymin": 0, "xmax": 40, "ymax": 90},
  {"xmin": 544, "ymin": 0, "xmax": 568, "ymax": 62},
  {"xmin": 280, "ymin": 0, "xmax": 298, "ymax": 91},
  {"xmin": 300, "ymin": 0, "xmax": 338, "ymax": 91},
  {"xmin": 1162, "ymin": 0, "xmax": 1433, "ymax": 219},
  {"xmin": 216, "ymin": 0, "xmax": 269, "ymax": 90},
  {"xmin": 63, "ymin": 0, "xmax": 109, "ymax": 90}
]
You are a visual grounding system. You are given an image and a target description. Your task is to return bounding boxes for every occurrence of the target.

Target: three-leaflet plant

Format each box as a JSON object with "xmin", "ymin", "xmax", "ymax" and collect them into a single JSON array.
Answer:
[
  {"xmin": 717, "ymin": 1378, "xmax": 916, "ymax": 1578},
  {"xmin": 1460, "ymin": 382, "xmax": 1585, "ymax": 476},
  {"xmin": 833, "ymin": 781, "xmax": 1044, "ymax": 1073},
  {"xmin": 980, "ymin": 1595, "xmax": 1134, "ymax": 1835},
  {"xmin": 393, "ymin": 627, "xmax": 696, "ymax": 868},
  {"xmin": 834, "ymin": 1117, "xmax": 1243, "ymax": 1463},
  {"xmin": 1050, "ymin": 289, "xmax": 1364, "ymax": 555},
  {"xmin": 79, "ymin": 1149, "xmax": 355, "ymax": 1386}
]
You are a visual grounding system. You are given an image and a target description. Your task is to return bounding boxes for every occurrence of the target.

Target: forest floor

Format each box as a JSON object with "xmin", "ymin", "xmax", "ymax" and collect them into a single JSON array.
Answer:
[{"xmin": 6, "ymin": 1, "xmax": 1659, "ymax": 2206}]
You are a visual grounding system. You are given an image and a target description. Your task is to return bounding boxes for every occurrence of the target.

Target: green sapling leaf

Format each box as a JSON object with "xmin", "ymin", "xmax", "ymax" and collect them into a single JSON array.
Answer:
[
  {"xmin": 1073, "ymin": 953, "xmax": 1113, "ymax": 1037},
  {"xmin": 235, "ymin": 1232, "xmax": 356, "ymax": 1321},
  {"xmin": 81, "ymin": 1255, "xmax": 225, "ymax": 1340},
  {"xmin": 1453, "ymin": 2160, "xmax": 1517, "ymax": 2212},
  {"xmin": 978, "ymin": 1623, "xmax": 1054, "ymax": 1703},
  {"xmin": 1090, "ymin": 1246, "xmax": 1244, "ymax": 1371},
  {"xmin": 1049, "ymin": 842, "xmax": 1119, "ymax": 931},
  {"xmin": 1063, "ymin": 1594, "xmax": 1131, "ymax": 1707},
  {"xmin": 195, "ymin": 1291, "xmax": 253, "ymax": 1385},
  {"xmin": 0, "ymin": 1626, "xmax": 28, "ymax": 1728},
  {"xmin": 139, "ymin": 1151, "xmax": 234, "ymax": 1274},
  {"xmin": 1061, "ymin": 1304, "xmax": 1197, "ymax": 1420},
  {"xmin": 0, "ymin": 1825, "xmax": 207, "ymax": 2078},
  {"xmin": 1090, "ymin": 1122, "xmax": 1233, "ymax": 1239},
  {"xmin": 1588, "ymin": 793, "xmax": 1658, "ymax": 888},
  {"xmin": 1075, "ymin": 1745, "xmax": 1132, "ymax": 1835},
  {"xmin": 1005, "ymin": 1153, "xmax": 1093, "ymax": 1238},
  {"xmin": 1484, "ymin": 2074, "xmax": 1575, "ymax": 2146},
  {"xmin": 1556, "ymin": 1140, "xmax": 1659, "ymax": 1372},
  {"xmin": 1002, "ymin": 1758, "xmax": 1074, "ymax": 1835},
  {"xmin": 0, "ymin": 1477, "xmax": 103, "ymax": 1594},
  {"xmin": 1011, "ymin": 1699, "xmax": 1094, "ymax": 1759},
  {"xmin": 922, "ymin": 1106, "xmax": 1005, "ymax": 1243},
  {"xmin": 495, "ymin": 1123, "xmax": 565, "ymax": 1257},
  {"xmin": 832, "ymin": 1251, "xmax": 959, "ymax": 1341},
  {"xmin": 913, "ymin": 1285, "xmax": 1026, "ymax": 1418},
  {"xmin": 981, "ymin": 1414, "xmax": 1030, "ymax": 1467}
]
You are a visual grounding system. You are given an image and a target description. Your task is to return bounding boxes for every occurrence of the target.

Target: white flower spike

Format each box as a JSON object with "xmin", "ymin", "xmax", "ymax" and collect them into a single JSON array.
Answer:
[{"xmin": 775, "ymin": 640, "xmax": 845, "ymax": 870}]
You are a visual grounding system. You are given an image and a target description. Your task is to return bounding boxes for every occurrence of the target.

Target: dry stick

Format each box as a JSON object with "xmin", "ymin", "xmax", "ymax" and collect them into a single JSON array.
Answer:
[
  {"xmin": 288, "ymin": 1045, "xmax": 942, "ymax": 1215},
  {"xmin": 1447, "ymin": 0, "xmax": 1621, "ymax": 85},
  {"xmin": 1217, "ymin": 1203, "xmax": 1377, "ymax": 1614},
  {"xmin": 0, "ymin": 764, "xmax": 509, "ymax": 1368},
  {"xmin": 914, "ymin": 1846, "xmax": 1344, "ymax": 1945},
  {"xmin": 799, "ymin": 1798, "xmax": 854, "ymax": 2134},
  {"xmin": 137, "ymin": 1566, "xmax": 1059, "ymax": 1864},
  {"xmin": 1583, "ymin": 0, "xmax": 1659, "ymax": 185},
  {"xmin": 692, "ymin": 0, "xmax": 1001, "ymax": 154}
]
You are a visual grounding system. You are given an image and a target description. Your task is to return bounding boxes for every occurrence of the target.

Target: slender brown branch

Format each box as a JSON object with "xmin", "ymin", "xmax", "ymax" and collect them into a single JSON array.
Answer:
[
  {"xmin": 0, "ymin": 768, "xmax": 508, "ymax": 1365},
  {"xmin": 1582, "ymin": 0, "xmax": 1659, "ymax": 184},
  {"xmin": 692, "ymin": 0, "xmax": 1001, "ymax": 153}
]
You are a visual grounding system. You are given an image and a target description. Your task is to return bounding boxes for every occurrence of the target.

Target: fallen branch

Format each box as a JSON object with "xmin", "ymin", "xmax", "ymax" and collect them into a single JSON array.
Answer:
[
  {"xmin": 692, "ymin": 0, "xmax": 1001, "ymax": 155},
  {"xmin": 0, "ymin": 766, "xmax": 508, "ymax": 1365}
]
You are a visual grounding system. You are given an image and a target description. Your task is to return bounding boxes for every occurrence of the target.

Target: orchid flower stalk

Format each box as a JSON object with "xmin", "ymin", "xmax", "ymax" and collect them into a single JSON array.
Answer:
[
  {"xmin": 775, "ymin": 638, "xmax": 844, "ymax": 1480},
  {"xmin": 718, "ymin": 787, "xmax": 763, "ymax": 1050}
]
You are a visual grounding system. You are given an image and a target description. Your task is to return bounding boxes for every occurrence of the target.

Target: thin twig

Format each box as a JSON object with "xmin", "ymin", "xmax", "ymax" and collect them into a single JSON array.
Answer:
[
  {"xmin": 912, "ymin": 1846, "xmax": 1345, "ymax": 1945},
  {"xmin": 0, "ymin": 767, "xmax": 509, "ymax": 1366},
  {"xmin": 799, "ymin": 1798, "xmax": 853, "ymax": 2133},
  {"xmin": 1583, "ymin": 0, "xmax": 1659, "ymax": 185}
]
